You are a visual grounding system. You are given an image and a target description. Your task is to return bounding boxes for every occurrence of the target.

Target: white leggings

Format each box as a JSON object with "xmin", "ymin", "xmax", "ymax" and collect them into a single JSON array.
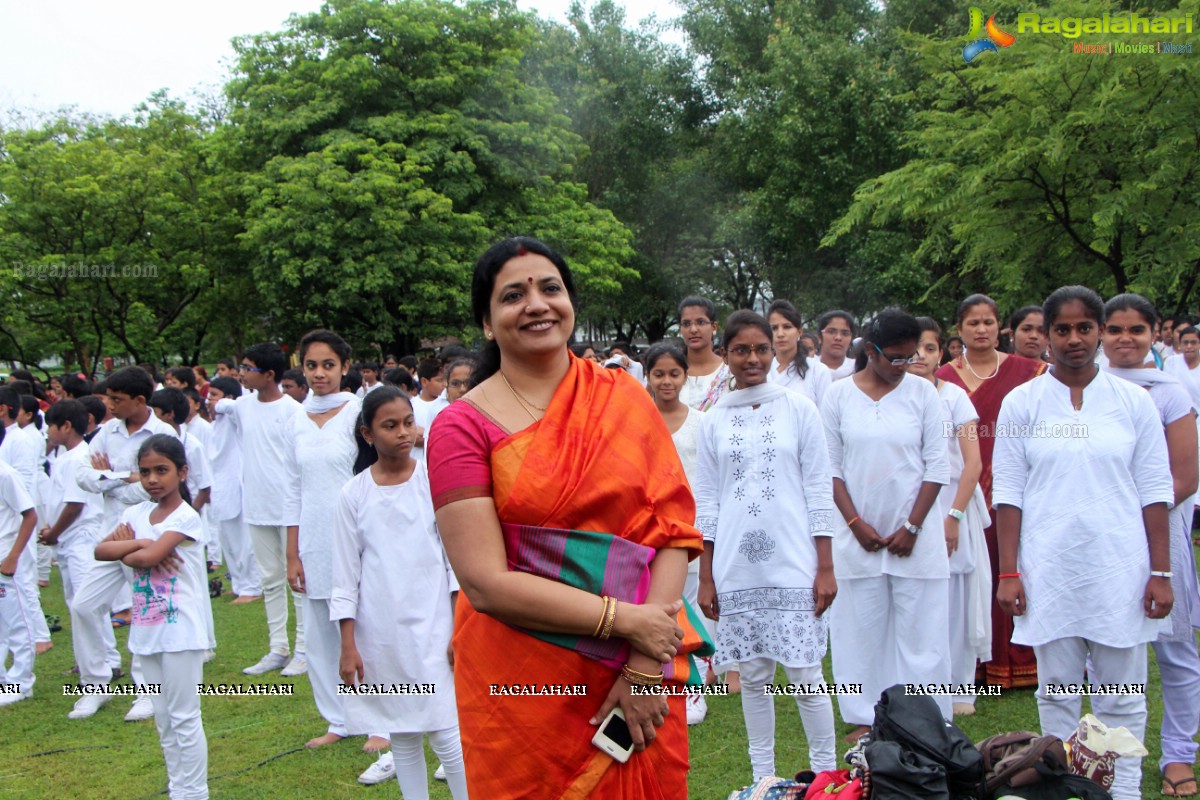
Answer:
[
  {"xmin": 737, "ymin": 658, "xmax": 836, "ymax": 779},
  {"xmin": 390, "ymin": 727, "xmax": 468, "ymax": 799},
  {"xmin": 141, "ymin": 650, "xmax": 208, "ymax": 800}
]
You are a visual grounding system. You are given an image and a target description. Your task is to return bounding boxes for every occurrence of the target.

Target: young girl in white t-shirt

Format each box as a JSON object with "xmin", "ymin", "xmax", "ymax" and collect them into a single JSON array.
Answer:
[
  {"xmin": 332, "ymin": 387, "xmax": 466, "ymax": 800},
  {"xmin": 96, "ymin": 433, "xmax": 212, "ymax": 800}
]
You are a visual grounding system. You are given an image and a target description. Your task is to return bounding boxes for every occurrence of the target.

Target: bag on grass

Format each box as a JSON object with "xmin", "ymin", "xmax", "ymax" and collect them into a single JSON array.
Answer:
[
  {"xmin": 870, "ymin": 684, "xmax": 984, "ymax": 799},
  {"xmin": 726, "ymin": 776, "xmax": 810, "ymax": 800},
  {"xmin": 1065, "ymin": 714, "xmax": 1147, "ymax": 791},
  {"xmin": 866, "ymin": 739, "xmax": 950, "ymax": 800},
  {"xmin": 978, "ymin": 731, "xmax": 1067, "ymax": 794},
  {"xmin": 803, "ymin": 769, "xmax": 863, "ymax": 799}
]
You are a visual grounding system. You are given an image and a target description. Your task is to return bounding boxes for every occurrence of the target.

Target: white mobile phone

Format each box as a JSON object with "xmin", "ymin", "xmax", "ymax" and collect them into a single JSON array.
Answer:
[{"xmin": 592, "ymin": 706, "xmax": 636, "ymax": 763}]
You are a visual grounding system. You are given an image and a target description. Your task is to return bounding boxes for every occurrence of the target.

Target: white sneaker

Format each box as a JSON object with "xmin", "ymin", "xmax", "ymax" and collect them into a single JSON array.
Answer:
[
  {"xmin": 686, "ymin": 693, "xmax": 708, "ymax": 725},
  {"xmin": 124, "ymin": 696, "xmax": 155, "ymax": 721},
  {"xmin": 358, "ymin": 751, "xmax": 395, "ymax": 785},
  {"xmin": 243, "ymin": 651, "xmax": 290, "ymax": 675},
  {"xmin": 0, "ymin": 682, "xmax": 33, "ymax": 706},
  {"xmin": 68, "ymin": 693, "xmax": 112, "ymax": 719},
  {"xmin": 280, "ymin": 653, "xmax": 308, "ymax": 677},
  {"xmin": 202, "ymin": 650, "xmax": 215, "ymax": 664},
  {"xmin": 434, "ymin": 763, "xmax": 446, "ymax": 782}
]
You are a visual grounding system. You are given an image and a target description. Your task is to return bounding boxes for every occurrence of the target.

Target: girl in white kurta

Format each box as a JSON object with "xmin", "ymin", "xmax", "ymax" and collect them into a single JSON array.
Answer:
[
  {"xmin": 95, "ymin": 435, "xmax": 212, "ymax": 800},
  {"xmin": 283, "ymin": 332, "xmax": 362, "ymax": 749},
  {"xmin": 907, "ymin": 319, "xmax": 991, "ymax": 716},
  {"xmin": 994, "ymin": 287, "xmax": 1174, "ymax": 800},
  {"xmin": 695, "ymin": 311, "xmax": 837, "ymax": 779},
  {"xmin": 821, "ymin": 310, "xmax": 951, "ymax": 733},
  {"xmin": 767, "ymin": 299, "xmax": 833, "ymax": 409},
  {"xmin": 332, "ymin": 387, "xmax": 466, "ymax": 800}
]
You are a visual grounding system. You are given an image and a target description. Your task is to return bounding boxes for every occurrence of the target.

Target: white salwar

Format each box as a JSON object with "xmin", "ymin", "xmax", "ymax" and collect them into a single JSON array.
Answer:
[
  {"xmin": 768, "ymin": 356, "xmax": 833, "ymax": 409},
  {"xmin": 993, "ymin": 369, "xmax": 1173, "ymax": 800},
  {"xmin": 330, "ymin": 462, "xmax": 466, "ymax": 799},
  {"xmin": 822, "ymin": 374, "xmax": 952, "ymax": 723},
  {"xmin": 935, "ymin": 380, "xmax": 992, "ymax": 708},
  {"xmin": 695, "ymin": 382, "xmax": 836, "ymax": 777}
]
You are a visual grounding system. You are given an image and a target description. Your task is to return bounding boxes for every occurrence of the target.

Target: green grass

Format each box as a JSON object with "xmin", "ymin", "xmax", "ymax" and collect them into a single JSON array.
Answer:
[{"xmin": 1, "ymin": 563, "xmax": 1191, "ymax": 799}]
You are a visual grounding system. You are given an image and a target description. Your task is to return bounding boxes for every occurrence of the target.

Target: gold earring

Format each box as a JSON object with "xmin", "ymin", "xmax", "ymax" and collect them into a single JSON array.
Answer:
[{"xmin": 485, "ymin": 331, "xmax": 493, "ymax": 339}]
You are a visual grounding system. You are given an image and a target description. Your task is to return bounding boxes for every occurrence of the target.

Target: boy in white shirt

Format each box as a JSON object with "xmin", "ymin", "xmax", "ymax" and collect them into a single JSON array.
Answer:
[
  {"xmin": 410, "ymin": 359, "xmax": 448, "ymax": 462},
  {"xmin": 212, "ymin": 343, "xmax": 307, "ymax": 676},
  {"xmin": 0, "ymin": 455, "xmax": 37, "ymax": 706}
]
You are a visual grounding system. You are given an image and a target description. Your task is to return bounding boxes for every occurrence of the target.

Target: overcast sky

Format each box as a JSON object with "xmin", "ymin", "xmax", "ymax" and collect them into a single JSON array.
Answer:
[{"xmin": 0, "ymin": 0, "xmax": 682, "ymax": 119}]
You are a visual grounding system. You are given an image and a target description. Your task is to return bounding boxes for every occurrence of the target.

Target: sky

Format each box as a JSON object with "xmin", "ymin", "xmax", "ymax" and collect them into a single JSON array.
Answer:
[{"xmin": 0, "ymin": 0, "xmax": 683, "ymax": 119}]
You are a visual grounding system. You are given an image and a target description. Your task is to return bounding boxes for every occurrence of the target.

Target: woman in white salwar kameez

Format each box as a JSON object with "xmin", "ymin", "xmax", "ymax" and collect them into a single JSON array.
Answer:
[
  {"xmin": 1101, "ymin": 293, "xmax": 1200, "ymax": 798},
  {"xmin": 333, "ymin": 387, "xmax": 467, "ymax": 800},
  {"xmin": 994, "ymin": 286, "xmax": 1174, "ymax": 800},
  {"xmin": 767, "ymin": 300, "xmax": 833, "ymax": 409},
  {"xmin": 696, "ymin": 311, "xmax": 837, "ymax": 780},
  {"xmin": 908, "ymin": 317, "xmax": 991, "ymax": 718},
  {"xmin": 821, "ymin": 309, "xmax": 952, "ymax": 740}
]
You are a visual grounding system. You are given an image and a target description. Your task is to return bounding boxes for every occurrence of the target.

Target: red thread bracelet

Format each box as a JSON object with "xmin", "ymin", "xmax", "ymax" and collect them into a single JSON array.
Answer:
[{"xmin": 998, "ymin": 572, "xmax": 1021, "ymax": 579}]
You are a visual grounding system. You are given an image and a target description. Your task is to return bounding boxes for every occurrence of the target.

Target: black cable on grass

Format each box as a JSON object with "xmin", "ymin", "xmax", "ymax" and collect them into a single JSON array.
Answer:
[
  {"xmin": 135, "ymin": 747, "xmax": 308, "ymax": 798},
  {"xmin": 24, "ymin": 745, "xmax": 115, "ymax": 757}
]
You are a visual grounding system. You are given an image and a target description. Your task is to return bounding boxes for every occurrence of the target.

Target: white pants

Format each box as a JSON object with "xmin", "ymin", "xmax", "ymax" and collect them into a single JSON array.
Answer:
[
  {"xmin": 738, "ymin": 658, "xmax": 836, "ymax": 778},
  {"xmin": 1034, "ymin": 637, "xmax": 1147, "ymax": 800},
  {"xmin": 0, "ymin": 550, "xmax": 36, "ymax": 692},
  {"xmin": 391, "ymin": 727, "xmax": 468, "ymax": 800},
  {"xmin": 1154, "ymin": 638, "xmax": 1200, "ymax": 769},
  {"xmin": 831, "ymin": 575, "xmax": 952, "ymax": 724},
  {"xmin": 36, "ymin": 539, "xmax": 52, "ymax": 582},
  {"xmin": 247, "ymin": 524, "xmax": 304, "ymax": 656},
  {"xmin": 947, "ymin": 573, "xmax": 976, "ymax": 706},
  {"xmin": 71, "ymin": 558, "xmax": 137, "ymax": 685},
  {"xmin": 303, "ymin": 596, "xmax": 346, "ymax": 737},
  {"xmin": 16, "ymin": 538, "xmax": 50, "ymax": 643},
  {"xmin": 141, "ymin": 650, "xmax": 208, "ymax": 800},
  {"xmin": 56, "ymin": 529, "xmax": 100, "ymax": 609},
  {"xmin": 201, "ymin": 509, "xmax": 220, "ymax": 566},
  {"xmin": 216, "ymin": 516, "xmax": 262, "ymax": 597}
]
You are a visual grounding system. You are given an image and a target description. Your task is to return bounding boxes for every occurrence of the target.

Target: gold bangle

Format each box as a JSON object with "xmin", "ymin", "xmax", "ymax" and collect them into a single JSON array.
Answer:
[
  {"xmin": 620, "ymin": 664, "xmax": 665, "ymax": 686},
  {"xmin": 592, "ymin": 596, "xmax": 610, "ymax": 638},
  {"xmin": 599, "ymin": 598, "xmax": 619, "ymax": 640}
]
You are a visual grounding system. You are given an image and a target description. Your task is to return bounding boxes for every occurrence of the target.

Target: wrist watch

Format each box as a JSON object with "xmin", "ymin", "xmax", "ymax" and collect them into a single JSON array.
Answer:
[
  {"xmin": 902, "ymin": 520, "xmax": 922, "ymax": 535},
  {"xmin": 947, "ymin": 508, "xmax": 965, "ymax": 522}
]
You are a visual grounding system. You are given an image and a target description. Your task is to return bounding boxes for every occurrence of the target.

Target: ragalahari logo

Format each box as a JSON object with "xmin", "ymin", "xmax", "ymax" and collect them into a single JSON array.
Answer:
[{"xmin": 964, "ymin": 8, "xmax": 1017, "ymax": 62}]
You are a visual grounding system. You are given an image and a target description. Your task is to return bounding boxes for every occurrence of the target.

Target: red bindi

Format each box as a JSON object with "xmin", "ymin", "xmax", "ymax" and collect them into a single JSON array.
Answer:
[{"xmin": 528, "ymin": 277, "xmax": 534, "ymax": 283}]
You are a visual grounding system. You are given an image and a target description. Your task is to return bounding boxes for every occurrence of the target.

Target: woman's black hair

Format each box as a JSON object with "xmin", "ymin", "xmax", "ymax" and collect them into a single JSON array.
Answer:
[
  {"xmin": 955, "ymin": 293, "xmax": 1000, "ymax": 325},
  {"xmin": 1008, "ymin": 305, "xmax": 1043, "ymax": 332},
  {"xmin": 11, "ymin": 370, "xmax": 49, "ymax": 403},
  {"xmin": 209, "ymin": 376, "xmax": 242, "ymax": 399},
  {"xmin": 915, "ymin": 316, "xmax": 943, "ymax": 341},
  {"xmin": 817, "ymin": 310, "xmax": 856, "ymax": 336},
  {"xmin": 299, "ymin": 329, "xmax": 352, "ymax": 364},
  {"xmin": 1042, "ymin": 285, "xmax": 1105, "ymax": 329},
  {"xmin": 136, "ymin": 433, "xmax": 192, "ymax": 506},
  {"xmin": 1103, "ymin": 293, "xmax": 1157, "ymax": 328},
  {"xmin": 61, "ymin": 373, "xmax": 92, "ymax": 398},
  {"xmin": 353, "ymin": 385, "xmax": 414, "ymax": 474},
  {"xmin": 470, "ymin": 237, "xmax": 578, "ymax": 387},
  {"xmin": 443, "ymin": 358, "xmax": 477, "ymax": 380},
  {"xmin": 767, "ymin": 299, "xmax": 809, "ymax": 379},
  {"xmin": 856, "ymin": 308, "xmax": 921, "ymax": 372},
  {"xmin": 723, "ymin": 310, "xmax": 772, "ymax": 347},
  {"xmin": 341, "ymin": 367, "xmax": 363, "ymax": 394},
  {"xmin": 678, "ymin": 296, "xmax": 717, "ymax": 323},
  {"xmin": 19, "ymin": 395, "xmax": 42, "ymax": 430},
  {"xmin": 644, "ymin": 343, "xmax": 689, "ymax": 373},
  {"xmin": 569, "ymin": 343, "xmax": 595, "ymax": 358}
]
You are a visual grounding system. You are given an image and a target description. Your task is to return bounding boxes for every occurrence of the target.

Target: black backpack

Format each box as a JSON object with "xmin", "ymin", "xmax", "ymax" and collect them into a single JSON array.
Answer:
[{"xmin": 870, "ymin": 685, "xmax": 985, "ymax": 800}]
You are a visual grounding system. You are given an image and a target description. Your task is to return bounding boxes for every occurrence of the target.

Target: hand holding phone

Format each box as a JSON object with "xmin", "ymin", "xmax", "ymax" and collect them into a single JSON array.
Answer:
[{"xmin": 591, "ymin": 707, "xmax": 636, "ymax": 763}]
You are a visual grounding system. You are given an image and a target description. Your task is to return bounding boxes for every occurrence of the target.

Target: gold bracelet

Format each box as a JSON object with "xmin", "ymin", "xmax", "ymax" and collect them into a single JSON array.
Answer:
[
  {"xmin": 592, "ymin": 596, "xmax": 611, "ymax": 638},
  {"xmin": 620, "ymin": 664, "xmax": 665, "ymax": 686},
  {"xmin": 599, "ymin": 598, "xmax": 619, "ymax": 640}
]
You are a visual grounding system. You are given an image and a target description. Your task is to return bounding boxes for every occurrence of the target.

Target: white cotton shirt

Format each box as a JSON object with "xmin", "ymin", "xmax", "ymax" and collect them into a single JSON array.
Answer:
[
  {"xmin": 992, "ymin": 370, "xmax": 1173, "ymax": 648},
  {"xmin": 669, "ymin": 406, "xmax": 704, "ymax": 574},
  {"xmin": 77, "ymin": 413, "xmax": 179, "ymax": 533},
  {"xmin": 679, "ymin": 363, "xmax": 732, "ymax": 411},
  {"xmin": 822, "ymin": 374, "xmax": 951, "ymax": 580},
  {"xmin": 206, "ymin": 412, "xmax": 242, "ymax": 522},
  {"xmin": 694, "ymin": 384, "xmax": 835, "ymax": 668},
  {"xmin": 825, "ymin": 357, "xmax": 855, "ymax": 381},
  {"xmin": 183, "ymin": 416, "xmax": 212, "ymax": 450},
  {"xmin": 0, "ymin": 460, "xmax": 35, "ymax": 554},
  {"xmin": 46, "ymin": 441, "xmax": 102, "ymax": 543},
  {"xmin": 1165, "ymin": 354, "xmax": 1200, "ymax": 412},
  {"xmin": 215, "ymin": 394, "xmax": 304, "ymax": 526},
  {"xmin": 284, "ymin": 397, "xmax": 360, "ymax": 600},
  {"xmin": 330, "ymin": 462, "xmax": 459, "ymax": 734},
  {"xmin": 0, "ymin": 421, "xmax": 41, "ymax": 495},
  {"xmin": 123, "ymin": 500, "xmax": 214, "ymax": 655},
  {"xmin": 768, "ymin": 356, "xmax": 833, "ymax": 408},
  {"xmin": 935, "ymin": 380, "xmax": 981, "ymax": 574},
  {"xmin": 412, "ymin": 395, "xmax": 449, "ymax": 463}
]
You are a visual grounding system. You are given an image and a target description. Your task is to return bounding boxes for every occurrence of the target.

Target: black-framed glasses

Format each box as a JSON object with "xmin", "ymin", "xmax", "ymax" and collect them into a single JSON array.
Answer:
[
  {"xmin": 238, "ymin": 364, "xmax": 263, "ymax": 373},
  {"xmin": 448, "ymin": 379, "xmax": 469, "ymax": 389},
  {"xmin": 680, "ymin": 319, "xmax": 713, "ymax": 329},
  {"xmin": 871, "ymin": 343, "xmax": 919, "ymax": 366},
  {"xmin": 822, "ymin": 327, "xmax": 853, "ymax": 338},
  {"xmin": 728, "ymin": 344, "xmax": 773, "ymax": 358}
]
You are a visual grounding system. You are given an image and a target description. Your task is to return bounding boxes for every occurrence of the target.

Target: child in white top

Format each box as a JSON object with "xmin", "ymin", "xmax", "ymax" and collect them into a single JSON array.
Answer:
[
  {"xmin": 0, "ymin": 457, "xmax": 37, "ymax": 705},
  {"xmin": 95, "ymin": 434, "xmax": 212, "ymax": 799},
  {"xmin": 332, "ymin": 387, "xmax": 467, "ymax": 800}
]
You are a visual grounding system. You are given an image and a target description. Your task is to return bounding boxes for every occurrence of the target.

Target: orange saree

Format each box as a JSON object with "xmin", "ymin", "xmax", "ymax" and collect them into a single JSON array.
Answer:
[{"xmin": 428, "ymin": 355, "xmax": 704, "ymax": 799}]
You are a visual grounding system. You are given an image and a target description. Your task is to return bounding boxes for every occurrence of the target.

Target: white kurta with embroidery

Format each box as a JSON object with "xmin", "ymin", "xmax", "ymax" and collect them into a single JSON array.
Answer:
[
  {"xmin": 821, "ymin": 374, "xmax": 951, "ymax": 580},
  {"xmin": 694, "ymin": 382, "xmax": 834, "ymax": 670},
  {"xmin": 330, "ymin": 462, "xmax": 459, "ymax": 734},
  {"xmin": 992, "ymin": 370, "xmax": 1173, "ymax": 648}
]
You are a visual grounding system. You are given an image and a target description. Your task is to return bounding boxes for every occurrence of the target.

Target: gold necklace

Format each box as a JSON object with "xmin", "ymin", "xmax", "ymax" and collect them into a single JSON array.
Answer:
[
  {"xmin": 962, "ymin": 349, "xmax": 1001, "ymax": 381},
  {"xmin": 500, "ymin": 371, "xmax": 546, "ymax": 422}
]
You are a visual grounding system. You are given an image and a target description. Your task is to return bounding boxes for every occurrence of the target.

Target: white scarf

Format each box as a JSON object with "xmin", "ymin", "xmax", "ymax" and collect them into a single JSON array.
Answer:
[
  {"xmin": 303, "ymin": 391, "xmax": 356, "ymax": 414},
  {"xmin": 713, "ymin": 380, "xmax": 789, "ymax": 408},
  {"xmin": 1103, "ymin": 364, "xmax": 1180, "ymax": 388}
]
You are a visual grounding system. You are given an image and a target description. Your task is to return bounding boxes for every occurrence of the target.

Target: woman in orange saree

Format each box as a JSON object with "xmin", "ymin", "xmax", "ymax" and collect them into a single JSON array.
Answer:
[
  {"xmin": 428, "ymin": 238, "xmax": 707, "ymax": 799},
  {"xmin": 935, "ymin": 293, "xmax": 1047, "ymax": 689}
]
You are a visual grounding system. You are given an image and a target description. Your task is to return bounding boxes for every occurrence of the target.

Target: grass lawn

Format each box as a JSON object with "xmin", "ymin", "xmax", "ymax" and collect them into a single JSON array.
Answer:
[{"xmin": 1, "ymin": 563, "xmax": 1188, "ymax": 799}]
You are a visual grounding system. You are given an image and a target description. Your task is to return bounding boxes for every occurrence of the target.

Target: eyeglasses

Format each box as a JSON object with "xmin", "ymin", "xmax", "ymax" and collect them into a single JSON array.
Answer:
[
  {"xmin": 448, "ymin": 379, "xmax": 469, "ymax": 389},
  {"xmin": 822, "ymin": 327, "xmax": 852, "ymax": 338},
  {"xmin": 728, "ymin": 344, "xmax": 773, "ymax": 358},
  {"xmin": 238, "ymin": 365, "xmax": 263, "ymax": 373},
  {"xmin": 871, "ymin": 343, "xmax": 919, "ymax": 366},
  {"xmin": 680, "ymin": 319, "xmax": 712, "ymax": 329}
]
